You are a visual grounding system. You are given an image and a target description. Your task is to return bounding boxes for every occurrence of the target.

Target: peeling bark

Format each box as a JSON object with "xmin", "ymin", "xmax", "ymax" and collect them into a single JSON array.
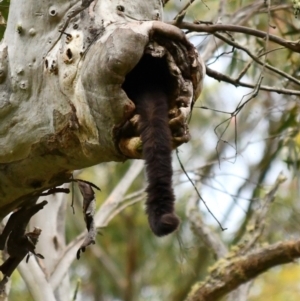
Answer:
[
  {"xmin": 76, "ymin": 180, "xmax": 99, "ymax": 259},
  {"xmin": 0, "ymin": 201, "xmax": 47, "ymax": 292},
  {"xmin": 0, "ymin": 1, "xmax": 204, "ymax": 215}
]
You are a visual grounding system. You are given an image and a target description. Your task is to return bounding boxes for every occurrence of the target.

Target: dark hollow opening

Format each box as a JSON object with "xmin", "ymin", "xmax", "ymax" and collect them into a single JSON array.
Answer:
[
  {"xmin": 122, "ymin": 54, "xmax": 176, "ymax": 106},
  {"xmin": 66, "ymin": 48, "xmax": 73, "ymax": 60}
]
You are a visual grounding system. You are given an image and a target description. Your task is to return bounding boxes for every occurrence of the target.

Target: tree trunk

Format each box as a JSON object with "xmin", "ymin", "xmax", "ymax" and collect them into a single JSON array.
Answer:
[{"xmin": 0, "ymin": 0, "xmax": 205, "ymax": 215}]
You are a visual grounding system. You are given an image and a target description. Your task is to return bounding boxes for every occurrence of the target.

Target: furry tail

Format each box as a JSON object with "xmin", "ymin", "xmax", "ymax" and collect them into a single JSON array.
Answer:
[{"xmin": 135, "ymin": 88, "xmax": 180, "ymax": 236}]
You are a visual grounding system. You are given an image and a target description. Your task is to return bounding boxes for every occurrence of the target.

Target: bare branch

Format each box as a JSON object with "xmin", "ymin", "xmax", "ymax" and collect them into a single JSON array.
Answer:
[
  {"xmin": 187, "ymin": 239, "xmax": 300, "ymax": 301},
  {"xmin": 18, "ymin": 259, "xmax": 56, "ymax": 301},
  {"xmin": 212, "ymin": 32, "xmax": 300, "ymax": 86},
  {"xmin": 191, "ymin": 1, "xmax": 266, "ymax": 60},
  {"xmin": 176, "ymin": 22, "xmax": 300, "ymax": 53},
  {"xmin": 206, "ymin": 67, "xmax": 300, "ymax": 95},
  {"xmin": 94, "ymin": 160, "xmax": 145, "ymax": 227}
]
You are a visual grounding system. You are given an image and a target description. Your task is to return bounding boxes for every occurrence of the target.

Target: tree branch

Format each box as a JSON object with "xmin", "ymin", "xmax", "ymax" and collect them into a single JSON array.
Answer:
[
  {"xmin": 212, "ymin": 32, "xmax": 300, "ymax": 86},
  {"xmin": 206, "ymin": 66, "xmax": 300, "ymax": 95},
  {"xmin": 176, "ymin": 22, "xmax": 300, "ymax": 53},
  {"xmin": 187, "ymin": 239, "xmax": 300, "ymax": 301},
  {"xmin": 18, "ymin": 259, "xmax": 56, "ymax": 301}
]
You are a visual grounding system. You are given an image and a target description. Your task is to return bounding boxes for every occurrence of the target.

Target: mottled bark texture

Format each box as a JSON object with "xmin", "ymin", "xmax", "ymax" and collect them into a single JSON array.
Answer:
[
  {"xmin": 187, "ymin": 240, "xmax": 300, "ymax": 301},
  {"xmin": 0, "ymin": 0, "xmax": 205, "ymax": 215}
]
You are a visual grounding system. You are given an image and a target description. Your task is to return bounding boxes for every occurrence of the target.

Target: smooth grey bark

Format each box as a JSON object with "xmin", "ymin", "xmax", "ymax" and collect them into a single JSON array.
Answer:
[
  {"xmin": 0, "ymin": 0, "xmax": 205, "ymax": 216},
  {"xmin": 28, "ymin": 191, "xmax": 70, "ymax": 300}
]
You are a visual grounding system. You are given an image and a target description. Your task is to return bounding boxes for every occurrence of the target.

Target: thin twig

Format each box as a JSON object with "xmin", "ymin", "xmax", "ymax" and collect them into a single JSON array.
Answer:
[
  {"xmin": 187, "ymin": 194, "xmax": 228, "ymax": 259},
  {"xmin": 206, "ymin": 66, "xmax": 300, "ymax": 95},
  {"xmin": 212, "ymin": 32, "xmax": 300, "ymax": 86},
  {"xmin": 173, "ymin": 0, "xmax": 196, "ymax": 21},
  {"xmin": 176, "ymin": 150, "xmax": 227, "ymax": 231}
]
